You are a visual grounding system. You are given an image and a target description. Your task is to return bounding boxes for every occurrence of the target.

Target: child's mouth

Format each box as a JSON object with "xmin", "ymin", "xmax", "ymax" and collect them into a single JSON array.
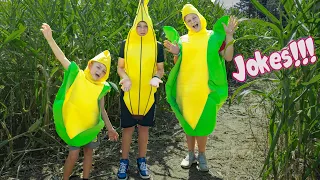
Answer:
[
  {"xmin": 193, "ymin": 24, "xmax": 199, "ymax": 29},
  {"xmin": 95, "ymin": 74, "xmax": 100, "ymax": 78}
]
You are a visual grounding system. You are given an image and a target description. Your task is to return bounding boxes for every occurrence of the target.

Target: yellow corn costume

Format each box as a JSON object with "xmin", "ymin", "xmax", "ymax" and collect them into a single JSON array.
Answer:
[
  {"xmin": 164, "ymin": 4, "xmax": 229, "ymax": 136},
  {"xmin": 123, "ymin": 0, "xmax": 158, "ymax": 115},
  {"xmin": 53, "ymin": 50, "xmax": 111, "ymax": 146}
]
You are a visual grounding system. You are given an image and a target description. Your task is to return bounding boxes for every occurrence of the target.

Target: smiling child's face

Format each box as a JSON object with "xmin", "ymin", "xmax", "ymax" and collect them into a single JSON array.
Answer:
[
  {"xmin": 184, "ymin": 13, "xmax": 201, "ymax": 32},
  {"xmin": 89, "ymin": 62, "xmax": 107, "ymax": 81}
]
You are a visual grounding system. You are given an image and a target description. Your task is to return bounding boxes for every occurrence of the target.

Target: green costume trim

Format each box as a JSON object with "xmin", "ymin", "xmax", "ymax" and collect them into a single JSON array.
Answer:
[
  {"xmin": 53, "ymin": 62, "xmax": 110, "ymax": 147},
  {"xmin": 164, "ymin": 16, "xmax": 229, "ymax": 136}
]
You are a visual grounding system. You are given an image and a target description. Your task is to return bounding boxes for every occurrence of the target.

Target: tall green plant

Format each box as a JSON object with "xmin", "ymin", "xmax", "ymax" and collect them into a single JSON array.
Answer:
[{"xmin": 232, "ymin": 0, "xmax": 320, "ymax": 179}]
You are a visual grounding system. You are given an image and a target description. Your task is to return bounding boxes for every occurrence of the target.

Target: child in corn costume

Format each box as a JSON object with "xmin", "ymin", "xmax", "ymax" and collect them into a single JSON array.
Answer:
[
  {"xmin": 41, "ymin": 23, "xmax": 119, "ymax": 180},
  {"xmin": 116, "ymin": 0, "xmax": 165, "ymax": 179},
  {"xmin": 163, "ymin": 4, "xmax": 238, "ymax": 171}
]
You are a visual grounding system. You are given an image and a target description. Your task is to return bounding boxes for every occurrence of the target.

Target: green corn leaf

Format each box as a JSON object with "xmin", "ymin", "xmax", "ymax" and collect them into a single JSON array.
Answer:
[
  {"xmin": 250, "ymin": 19, "xmax": 281, "ymax": 39},
  {"xmin": 302, "ymin": 74, "xmax": 320, "ymax": 86},
  {"xmin": 250, "ymin": 0, "xmax": 281, "ymax": 28},
  {"xmin": 28, "ymin": 119, "xmax": 42, "ymax": 132},
  {"xmin": 230, "ymin": 78, "xmax": 279, "ymax": 105},
  {"xmin": 108, "ymin": 81, "xmax": 119, "ymax": 93},
  {"xmin": 3, "ymin": 24, "xmax": 26, "ymax": 45}
]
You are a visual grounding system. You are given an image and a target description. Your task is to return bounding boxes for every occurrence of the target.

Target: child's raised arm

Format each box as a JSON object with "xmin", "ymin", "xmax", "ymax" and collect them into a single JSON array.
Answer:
[{"xmin": 41, "ymin": 23, "xmax": 71, "ymax": 69}]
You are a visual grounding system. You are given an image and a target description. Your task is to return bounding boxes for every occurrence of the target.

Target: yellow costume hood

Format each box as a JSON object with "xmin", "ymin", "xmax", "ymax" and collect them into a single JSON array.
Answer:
[
  {"xmin": 84, "ymin": 50, "xmax": 111, "ymax": 83},
  {"xmin": 182, "ymin": 4, "xmax": 207, "ymax": 35},
  {"xmin": 131, "ymin": 0, "xmax": 154, "ymax": 37}
]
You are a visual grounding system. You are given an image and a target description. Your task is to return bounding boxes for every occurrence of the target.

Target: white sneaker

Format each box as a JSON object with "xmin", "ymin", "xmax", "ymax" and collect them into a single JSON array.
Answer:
[{"xmin": 181, "ymin": 152, "xmax": 197, "ymax": 168}]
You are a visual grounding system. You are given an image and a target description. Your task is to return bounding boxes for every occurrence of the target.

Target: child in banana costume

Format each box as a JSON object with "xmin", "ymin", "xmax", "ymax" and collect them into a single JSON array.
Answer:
[
  {"xmin": 164, "ymin": 4, "xmax": 238, "ymax": 171},
  {"xmin": 41, "ymin": 23, "xmax": 119, "ymax": 180},
  {"xmin": 116, "ymin": 0, "xmax": 164, "ymax": 179}
]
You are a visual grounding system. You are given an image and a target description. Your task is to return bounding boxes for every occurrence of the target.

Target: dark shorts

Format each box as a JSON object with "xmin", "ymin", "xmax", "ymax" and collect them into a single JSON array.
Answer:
[
  {"xmin": 69, "ymin": 136, "xmax": 100, "ymax": 151},
  {"xmin": 120, "ymin": 91, "xmax": 156, "ymax": 128}
]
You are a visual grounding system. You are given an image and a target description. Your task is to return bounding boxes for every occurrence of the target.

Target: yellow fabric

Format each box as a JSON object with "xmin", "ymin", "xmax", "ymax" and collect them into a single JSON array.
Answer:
[
  {"xmin": 84, "ymin": 50, "xmax": 111, "ymax": 84},
  {"xmin": 63, "ymin": 70, "xmax": 104, "ymax": 139},
  {"xmin": 177, "ymin": 4, "xmax": 210, "ymax": 129},
  {"xmin": 123, "ymin": 0, "xmax": 157, "ymax": 115}
]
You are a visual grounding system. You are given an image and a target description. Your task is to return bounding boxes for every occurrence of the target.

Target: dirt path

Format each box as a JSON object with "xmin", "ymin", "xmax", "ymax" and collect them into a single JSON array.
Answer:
[
  {"xmin": 89, "ymin": 95, "xmax": 267, "ymax": 180},
  {"xmin": 2, "ymin": 94, "xmax": 267, "ymax": 180}
]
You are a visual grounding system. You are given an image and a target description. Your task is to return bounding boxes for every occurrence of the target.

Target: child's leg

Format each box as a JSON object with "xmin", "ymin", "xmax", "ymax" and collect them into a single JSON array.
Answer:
[
  {"xmin": 121, "ymin": 126, "xmax": 135, "ymax": 159},
  {"xmin": 135, "ymin": 103, "xmax": 155, "ymax": 179},
  {"xmin": 136, "ymin": 126, "xmax": 151, "ymax": 179},
  {"xmin": 186, "ymin": 135, "xmax": 196, "ymax": 152},
  {"xmin": 136, "ymin": 102, "xmax": 156, "ymax": 158},
  {"xmin": 82, "ymin": 138, "xmax": 99, "ymax": 179},
  {"xmin": 117, "ymin": 127, "xmax": 134, "ymax": 180},
  {"xmin": 195, "ymin": 136, "xmax": 207, "ymax": 153},
  {"xmin": 63, "ymin": 149, "xmax": 80, "ymax": 180},
  {"xmin": 83, "ymin": 147, "xmax": 93, "ymax": 179},
  {"xmin": 180, "ymin": 135, "xmax": 197, "ymax": 169},
  {"xmin": 196, "ymin": 136, "xmax": 209, "ymax": 171},
  {"xmin": 117, "ymin": 91, "xmax": 137, "ymax": 179},
  {"xmin": 137, "ymin": 125, "xmax": 149, "ymax": 158},
  {"xmin": 119, "ymin": 90, "xmax": 137, "ymax": 159}
]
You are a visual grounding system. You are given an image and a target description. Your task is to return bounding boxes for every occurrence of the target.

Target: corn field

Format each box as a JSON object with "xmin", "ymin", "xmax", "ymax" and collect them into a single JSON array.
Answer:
[
  {"xmin": 0, "ymin": 0, "xmax": 319, "ymax": 179},
  {"xmin": 232, "ymin": 0, "xmax": 320, "ymax": 179}
]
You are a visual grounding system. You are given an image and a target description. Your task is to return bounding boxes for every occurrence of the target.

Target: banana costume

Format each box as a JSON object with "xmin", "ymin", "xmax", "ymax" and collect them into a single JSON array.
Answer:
[
  {"xmin": 164, "ymin": 4, "xmax": 229, "ymax": 136},
  {"xmin": 53, "ymin": 50, "xmax": 111, "ymax": 147},
  {"xmin": 123, "ymin": 0, "xmax": 157, "ymax": 116}
]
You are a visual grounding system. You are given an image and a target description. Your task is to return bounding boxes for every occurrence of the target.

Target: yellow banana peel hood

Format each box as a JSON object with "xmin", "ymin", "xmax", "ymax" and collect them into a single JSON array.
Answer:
[{"xmin": 123, "ymin": 0, "xmax": 158, "ymax": 115}]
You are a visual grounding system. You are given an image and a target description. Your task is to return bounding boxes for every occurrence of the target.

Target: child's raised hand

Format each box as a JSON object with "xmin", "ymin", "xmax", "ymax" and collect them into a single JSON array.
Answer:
[
  {"xmin": 222, "ymin": 16, "xmax": 238, "ymax": 36},
  {"xmin": 107, "ymin": 128, "xmax": 119, "ymax": 141},
  {"xmin": 164, "ymin": 40, "xmax": 180, "ymax": 55},
  {"xmin": 40, "ymin": 23, "xmax": 53, "ymax": 41}
]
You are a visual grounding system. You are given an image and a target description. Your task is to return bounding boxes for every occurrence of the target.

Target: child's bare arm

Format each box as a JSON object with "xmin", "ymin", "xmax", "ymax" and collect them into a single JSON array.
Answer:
[
  {"xmin": 117, "ymin": 57, "xmax": 129, "ymax": 79},
  {"xmin": 155, "ymin": 62, "xmax": 164, "ymax": 78},
  {"xmin": 118, "ymin": 57, "xmax": 132, "ymax": 92},
  {"xmin": 100, "ymin": 97, "xmax": 114, "ymax": 130},
  {"xmin": 41, "ymin": 23, "xmax": 71, "ymax": 69},
  {"xmin": 99, "ymin": 97, "xmax": 119, "ymax": 141}
]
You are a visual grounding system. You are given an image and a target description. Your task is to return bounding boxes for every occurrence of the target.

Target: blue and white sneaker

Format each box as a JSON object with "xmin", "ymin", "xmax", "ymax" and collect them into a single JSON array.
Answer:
[
  {"xmin": 197, "ymin": 153, "xmax": 209, "ymax": 172},
  {"xmin": 117, "ymin": 159, "xmax": 129, "ymax": 180},
  {"xmin": 137, "ymin": 157, "xmax": 150, "ymax": 179},
  {"xmin": 181, "ymin": 151, "xmax": 197, "ymax": 168}
]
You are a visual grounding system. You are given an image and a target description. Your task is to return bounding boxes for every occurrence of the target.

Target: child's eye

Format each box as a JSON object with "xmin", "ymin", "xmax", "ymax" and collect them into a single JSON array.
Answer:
[{"xmin": 97, "ymin": 66, "xmax": 101, "ymax": 69}]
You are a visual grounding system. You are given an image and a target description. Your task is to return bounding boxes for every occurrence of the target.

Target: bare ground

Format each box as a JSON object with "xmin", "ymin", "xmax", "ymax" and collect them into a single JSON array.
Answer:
[{"xmin": 1, "ymin": 91, "xmax": 268, "ymax": 180}]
